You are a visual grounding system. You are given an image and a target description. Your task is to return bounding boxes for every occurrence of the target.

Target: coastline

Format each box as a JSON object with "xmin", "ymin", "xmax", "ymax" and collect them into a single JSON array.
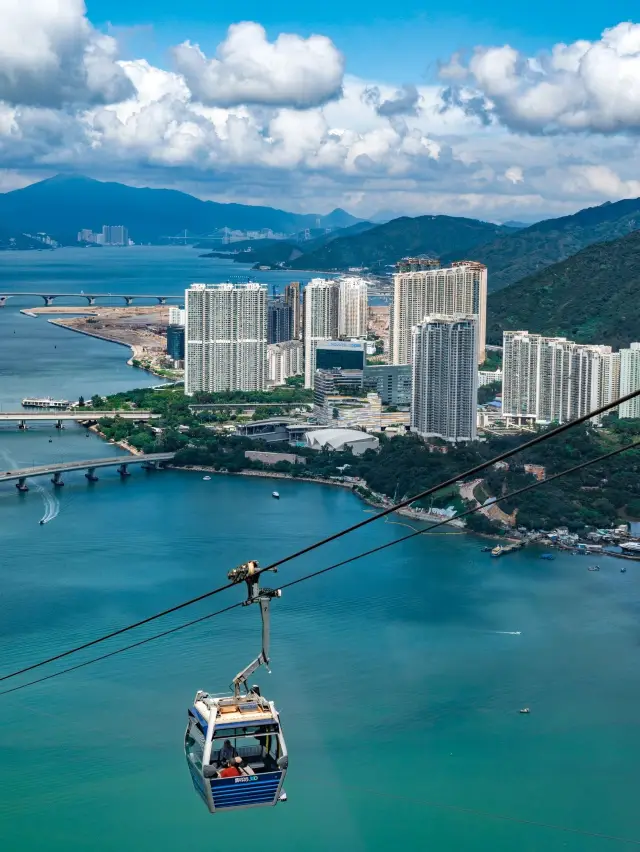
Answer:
[
  {"xmin": 170, "ymin": 464, "xmax": 468, "ymax": 529},
  {"xmin": 19, "ymin": 305, "xmax": 177, "ymax": 381}
]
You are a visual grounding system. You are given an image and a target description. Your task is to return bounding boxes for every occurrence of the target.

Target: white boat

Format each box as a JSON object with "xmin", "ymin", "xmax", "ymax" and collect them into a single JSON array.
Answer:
[
  {"xmin": 272, "ymin": 491, "xmax": 280, "ymax": 499},
  {"xmin": 203, "ymin": 475, "xmax": 212, "ymax": 481},
  {"xmin": 21, "ymin": 397, "xmax": 70, "ymax": 409},
  {"xmin": 620, "ymin": 542, "xmax": 640, "ymax": 553}
]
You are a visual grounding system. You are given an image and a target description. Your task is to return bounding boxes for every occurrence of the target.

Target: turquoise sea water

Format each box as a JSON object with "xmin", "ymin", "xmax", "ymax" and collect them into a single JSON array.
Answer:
[{"xmin": 1, "ymin": 249, "xmax": 639, "ymax": 851}]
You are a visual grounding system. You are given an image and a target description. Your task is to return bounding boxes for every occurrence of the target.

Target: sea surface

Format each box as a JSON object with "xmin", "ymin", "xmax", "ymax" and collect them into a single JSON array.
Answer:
[{"xmin": 1, "ymin": 249, "xmax": 639, "ymax": 851}]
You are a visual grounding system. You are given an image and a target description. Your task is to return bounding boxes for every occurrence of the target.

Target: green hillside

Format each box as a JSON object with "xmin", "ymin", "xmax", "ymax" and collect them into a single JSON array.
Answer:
[
  {"xmin": 444, "ymin": 197, "xmax": 640, "ymax": 292},
  {"xmin": 487, "ymin": 230, "xmax": 640, "ymax": 348},
  {"xmin": 286, "ymin": 215, "xmax": 515, "ymax": 270}
]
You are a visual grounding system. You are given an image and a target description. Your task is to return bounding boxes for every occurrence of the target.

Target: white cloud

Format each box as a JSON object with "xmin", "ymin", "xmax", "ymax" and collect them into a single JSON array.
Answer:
[
  {"xmin": 172, "ymin": 21, "xmax": 344, "ymax": 109},
  {"xmin": 504, "ymin": 166, "xmax": 524, "ymax": 184},
  {"xmin": 3, "ymin": 11, "xmax": 640, "ymax": 220},
  {"xmin": 439, "ymin": 22, "xmax": 640, "ymax": 133},
  {"xmin": 0, "ymin": 0, "xmax": 133, "ymax": 108}
]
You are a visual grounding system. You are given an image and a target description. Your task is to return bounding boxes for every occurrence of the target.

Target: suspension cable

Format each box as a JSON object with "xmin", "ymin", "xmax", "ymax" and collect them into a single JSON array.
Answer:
[{"xmin": 2, "ymin": 438, "xmax": 637, "ymax": 697}]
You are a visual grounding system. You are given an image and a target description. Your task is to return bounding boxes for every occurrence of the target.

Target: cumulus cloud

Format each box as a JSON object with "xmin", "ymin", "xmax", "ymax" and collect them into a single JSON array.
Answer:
[
  {"xmin": 362, "ymin": 84, "xmax": 421, "ymax": 117},
  {"xmin": 4, "ymin": 9, "xmax": 640, "ymax": 221},
  {"xmin": 439, "ymin": 22, "xmax": 640, "ymax": 133},
  {"xmin": 172, "ymin": 21, "xmax": 344, "ymax": 109},
  {"xmin": 0, "ymin": 0, "xmax": 133, "ymax": 108},
  {"xmin": 504, "ymin": 166, "xmax": 524, "ymax": 184}
]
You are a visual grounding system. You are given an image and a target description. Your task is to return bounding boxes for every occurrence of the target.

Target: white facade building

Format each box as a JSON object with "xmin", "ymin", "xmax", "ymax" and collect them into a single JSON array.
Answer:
[
  {"xmin": 184, "ymin": 282, "xmax": 267, "ymax": 395},
  {"xmin": 391, "ymin": 261, "xmax": 487, "ymax": 366},
  {"xmin": 169, "ymin": 307, "xmax": 186, "ymax": 327},
  {"xmin": 478, "ymin": 368, "xmax": 502, "ymax": 386},
  {"xmin": 619, "ymin": 343, "xmax": 640, "ymax": 418},
  {"xmin": 338, "ymin": 276, "xmax": 369, "ymax": 338},
  {"xmin": 411, "ymin": 315, "xmax": 478, "ymax": 443},
  {"xmin": 502, "ymin": 330, "xmax": 621, "ymax": 424},
  {"xmin": 303, "ymin": 278, "xmax": 339, "ymax": 388},
  {"xmin": 267, "ymin": 341, "xmax": 303, "ymax": 386}
]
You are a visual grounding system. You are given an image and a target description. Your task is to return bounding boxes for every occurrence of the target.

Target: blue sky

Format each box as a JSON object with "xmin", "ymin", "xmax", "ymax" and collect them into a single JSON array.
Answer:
[
  {"xmin": 89, "ymin": 0, "xmax": 640, "ymax": 79},
  {"xmin": 2, "ymin": 0, "xmax": 640, "ymax": 220}
]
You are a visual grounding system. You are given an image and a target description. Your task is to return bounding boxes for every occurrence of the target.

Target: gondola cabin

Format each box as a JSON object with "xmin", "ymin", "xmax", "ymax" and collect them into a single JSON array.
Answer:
[{"xmin": 185, "ymin": 689, "xmax": 288, "ymax": 813}]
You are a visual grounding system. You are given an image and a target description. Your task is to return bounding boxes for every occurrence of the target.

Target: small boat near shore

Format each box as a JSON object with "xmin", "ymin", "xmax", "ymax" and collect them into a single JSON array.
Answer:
[
  {"xmin": 588, "ymin": 565, "xmax": 600, "ymax": 572},
  {"xmin": 202, "ymin": 476, "xmax": 211, "ymax": 481},
  {"xmin": 272, "ymin": 491, "xmax": 280, "ymax": 499}
]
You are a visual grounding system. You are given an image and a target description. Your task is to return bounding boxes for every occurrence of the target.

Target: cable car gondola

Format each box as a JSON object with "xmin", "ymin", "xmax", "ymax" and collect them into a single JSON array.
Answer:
[{"xmin": 184, "ymin": 560, "xmax": 288, "ymax": 813}]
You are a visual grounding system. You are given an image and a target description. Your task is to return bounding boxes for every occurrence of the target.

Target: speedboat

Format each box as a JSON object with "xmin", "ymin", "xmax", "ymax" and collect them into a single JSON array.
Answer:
[
  {"xmin": 621, "ymin": 566, "xmax": 627, "ymax": 573},
  {"xmin": 519, "ymin": 708, "xmax": 530, "ymax": 714},
  {"xmin": 39, "ymin": 520, "xmax": 44, "ymax": 525},
  {"xmin": 203, "ymin": 476, "xmax": 212, "ymax": 481},
  {"xmin": 272, "ymin": 491, "xmax": 280, "ymax": 499},
  {"xmin": 588, "ymin": 565, "xmax": 600, "ymax": 572}
]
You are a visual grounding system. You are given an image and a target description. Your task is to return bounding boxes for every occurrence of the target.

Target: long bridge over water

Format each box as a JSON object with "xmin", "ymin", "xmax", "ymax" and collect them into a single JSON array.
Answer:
[
  {"xmin": 0, "ymin": 293, "xmax": 183, "ymax": 307},
  {"xmin": 0, "ymin": 453, "xmax": 176, "ymax": 491},
  {"xmin": 0, "ymin": 410, "xmax": 160, "ymax": 429}
]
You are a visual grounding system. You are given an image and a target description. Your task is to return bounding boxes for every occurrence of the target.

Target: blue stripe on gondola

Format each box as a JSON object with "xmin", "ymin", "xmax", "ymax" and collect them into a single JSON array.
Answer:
[
  {"xmin": 210, "ymin": 772, "xmax": 282, "ymax": 807},
  {"xmin": 213, "ymin": 790, "xmax": 280, "ymax": 807},
  {"xmin": 212, "ymin": 772, "xmax": 281, "ymax": 788}
]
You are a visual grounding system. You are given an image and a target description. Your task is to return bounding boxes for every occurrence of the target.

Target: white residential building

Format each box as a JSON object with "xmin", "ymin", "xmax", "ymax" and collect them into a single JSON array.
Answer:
[
  {"xmin": 267, "ymin": 341, "xmax": 303, "ymax": 386},
  {"xmin": 303, "ymin": 278, "xmax": 339, "ymax": 388},
  {"xmin": 502, "ymin": 330, "xmax": 621, "ymax": 424},
  {"xmin": 619, "ymin": 343, "xmax": 640, "ymax": 418},
  {"xmin": 338, "ymin": 276, "xmax": 369, "ymax": 338},
  {"xmin": 411, "ymin": 315, "xmax": 478, "ymax": 443},
  {"xmin": 184, "ymin": 282, "xmax": 267, "ymax": 395},
  {"xmin": 391, "ymin": 261, "xmax": 487, "ymax": 366},
  {"xmin": 478, "ymin": 368, "xmax": 502, "ymax": 386},
  {"xmin": 169, "ymin": 307, "xmax": 186, "ymax": 327}
]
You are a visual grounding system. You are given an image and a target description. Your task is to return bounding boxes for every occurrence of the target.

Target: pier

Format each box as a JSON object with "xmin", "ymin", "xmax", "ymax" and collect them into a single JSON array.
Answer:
[
  {"xmin": 0, "ymin": 453, "xmax": 176, "ymax": 492},
  {"xmin": 0, "ymin": 293, "xmax": 182, "ymax": 307}
]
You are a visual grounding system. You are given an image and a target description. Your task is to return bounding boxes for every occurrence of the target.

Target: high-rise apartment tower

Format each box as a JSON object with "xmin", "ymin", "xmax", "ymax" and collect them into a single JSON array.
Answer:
[
  {"xmin": 410, "ymin": 315, "xmax": 478, "ymax": 443},
  {"xmin": 303, "ymin": 279, "xmax": 339, "ymax": 388},
  {"xmin": 184, "ymin": 283, "xmax": 267, "ymax": 395},
  {"xmin": 391, "ymin": 261, "xmax": 487, "ymax": 365}
]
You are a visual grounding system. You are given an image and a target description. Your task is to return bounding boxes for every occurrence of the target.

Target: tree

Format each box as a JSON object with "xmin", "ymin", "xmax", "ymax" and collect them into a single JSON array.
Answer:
[{"xmin": 78, "ymin": 395, "xmax": 85, "ymax": 407}]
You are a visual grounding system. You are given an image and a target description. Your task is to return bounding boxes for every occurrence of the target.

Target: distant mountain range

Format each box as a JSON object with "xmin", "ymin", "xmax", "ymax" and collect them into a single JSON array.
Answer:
[
  {"xmin": 445, "ymin": 197, "xmax": 640, "ymax": 291},
  {"xmin": 487, "ymin": 230, "xmax": 640, "ymax": 349},
  {"xmin": 0, "ymin": 175, "xmax": 363, "ymax": 245},
  {"xmin": 227, "ymin": 215, "xmax": 517, "ymax": 271}
]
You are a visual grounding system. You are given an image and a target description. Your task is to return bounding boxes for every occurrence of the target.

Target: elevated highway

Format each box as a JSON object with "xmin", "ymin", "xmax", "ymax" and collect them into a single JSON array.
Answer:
[{"xmin": 0, "ymin": 452, "xmax": 175, "ymax": 491}]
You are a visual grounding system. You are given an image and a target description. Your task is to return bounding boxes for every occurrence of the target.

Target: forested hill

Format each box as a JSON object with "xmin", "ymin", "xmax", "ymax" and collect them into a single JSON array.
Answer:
[
  {"xmin": 443, "ymin": 196, "xmax": 640, "ymax": 292},
  {"xmin": 285, "ymin": 215, "xmax": 515, "ymax": 270},
  {"xmin": 487, "ymin": 229, "xmax": 640, "ymax": 348}
]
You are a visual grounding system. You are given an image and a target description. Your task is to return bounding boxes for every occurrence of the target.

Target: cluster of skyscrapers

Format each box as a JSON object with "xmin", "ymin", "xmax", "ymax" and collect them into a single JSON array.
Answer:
[
  {"xmin": 180, "ymin": 262, "xmax": 491, "ymax": 445},
  {"xmin": 182, "ymin": 276, "xmax": 369, "ymax": 396},
  {"xmin": 77, "ymin": 225, "xmax": 130, "ymax": 246},
  {"xmin": 503, "ymin": 332, "xmax": 640, "ymax": 423}
]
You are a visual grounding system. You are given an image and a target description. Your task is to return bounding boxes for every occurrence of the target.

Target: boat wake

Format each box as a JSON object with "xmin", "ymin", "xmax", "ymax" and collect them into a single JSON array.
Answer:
[
  {"xmin": 33, "ymin": 480, "xmax": 60, "ymax": 524},
  {"xmin": 492, "ymin": 631, "xmax": 521, "ymax": 635},
  {"xmin": 0, "ymin": 449, "xmax": 60, "ymax": 524}
]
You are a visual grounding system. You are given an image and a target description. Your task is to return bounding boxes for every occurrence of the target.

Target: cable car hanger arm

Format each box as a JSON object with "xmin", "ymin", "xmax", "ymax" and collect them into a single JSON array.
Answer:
[{"xmin": 228, "ymin": 560, "xmax": 282, "ymax": 697}]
